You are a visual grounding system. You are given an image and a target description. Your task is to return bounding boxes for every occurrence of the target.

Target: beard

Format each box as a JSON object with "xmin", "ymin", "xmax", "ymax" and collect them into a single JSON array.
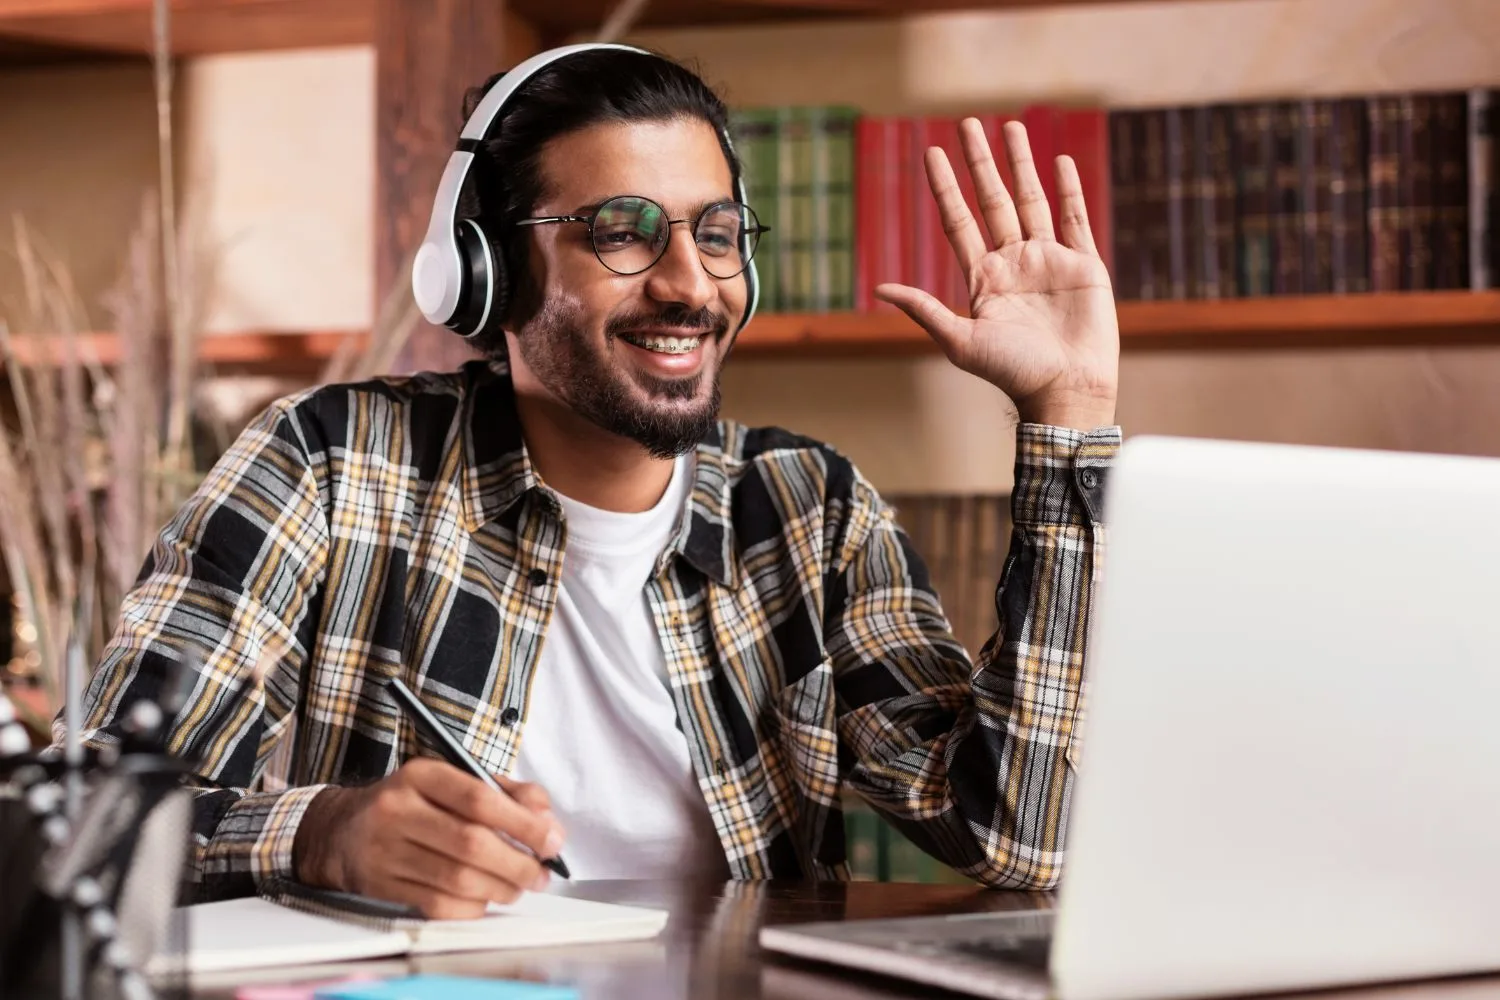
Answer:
[{"xmin": 508, "ymin": 297, "xmax": 730, "ymax": 460}]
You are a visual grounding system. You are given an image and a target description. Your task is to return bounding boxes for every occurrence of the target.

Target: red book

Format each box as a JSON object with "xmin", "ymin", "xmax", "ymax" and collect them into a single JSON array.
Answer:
[
  {"xmin": 1059, "ymin": 107, "xmax": 1114, "ymax": 272},
  {"xmin": 907, "ymin": 117, "xmax": 944, "ymax": 304},
  {"xmin": 854, "ymin": 117, "xmax": 881, "ymax": 311},
  {"xmin": 881, "ymin": 118, "xmax": 912, "ymax": 310}
]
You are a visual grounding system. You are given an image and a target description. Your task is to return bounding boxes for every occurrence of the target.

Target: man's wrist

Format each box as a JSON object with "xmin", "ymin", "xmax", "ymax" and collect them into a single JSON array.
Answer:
[
  {"xmin": 293, "ymin": 786, "xmax": 354, "ymax": 888},
  {"xmin": 1014, "ymin": 387, "xmax": 1118, "ymax": 432}
]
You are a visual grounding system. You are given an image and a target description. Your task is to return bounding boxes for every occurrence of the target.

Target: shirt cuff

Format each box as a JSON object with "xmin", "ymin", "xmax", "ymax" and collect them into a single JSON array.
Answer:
[
  {"xmin": 1012, "ymin": 423, "xmax": 1123, "ymax": 526},
  {"xmin": 202, "ymin": 783, "xmax": 331, "ymax": 891}
]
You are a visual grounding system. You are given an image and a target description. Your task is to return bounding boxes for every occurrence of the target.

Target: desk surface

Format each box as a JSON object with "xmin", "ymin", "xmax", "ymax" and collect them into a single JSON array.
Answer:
[{"xmin": 194, "ymin": 879, "xmax": 1500, "ymax": 1000}]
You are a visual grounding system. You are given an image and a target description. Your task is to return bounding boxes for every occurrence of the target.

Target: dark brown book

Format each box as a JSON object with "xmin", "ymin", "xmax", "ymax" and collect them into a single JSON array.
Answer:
[
  {"xmin": 1429, "ymin": 92, "xmax": 1470, "ymax": 290},
  {"xmin": 1164, "ymin": 106, "xmax": 1189, "ymax": 299},
  {"xmin": 1235, "ymin": 103, "xmax": 1276, "ymax": 297},
  {"xmin": 1189, "ymin": 105, "xmax": 1239, "ymax": 299},
  {"xmin": 1272, "ymin": 101, "xmax": 1305, "ymax": 295},
  {"xmin": 1109, "ymin": 110, "xmax": 1143, "ymax": 301},
  {"xmin": 1399, "ymin": 94, "xmax": 1435, "ymax": 290},
  {"xmin": 1300, "ymin": 98, "xmax": 1336, "ymax": 295},
  {"xmin": 1367, "ymin": 95, "xmax": 1403, "ymax": 292},
  {"xmin": 1474, "ymin": 89, "xmax": 1497, "ymax": 290},
  {"xmin": 1138, "ymin": 108, "xmax": 1171, "ymax": 300},
  {"xmin": 1328, "ymin": 97, "xmax": 1370, "ymax": 294}
]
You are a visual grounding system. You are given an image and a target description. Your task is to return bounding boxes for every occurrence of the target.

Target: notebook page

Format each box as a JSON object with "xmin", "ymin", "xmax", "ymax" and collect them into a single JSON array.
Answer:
[
  {"xmin": 406, "ymin": 892, "xmax": 669, "ymax": 954},
  {"xmin": 167, "ymin": 897, "xmax": 411, "ymax": 973}
]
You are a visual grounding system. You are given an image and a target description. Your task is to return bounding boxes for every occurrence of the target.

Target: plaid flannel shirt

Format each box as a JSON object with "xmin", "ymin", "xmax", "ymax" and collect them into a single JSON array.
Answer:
[{"xmin": 72, "ymin": 359, "xmax": 1120, "ymax": 901}]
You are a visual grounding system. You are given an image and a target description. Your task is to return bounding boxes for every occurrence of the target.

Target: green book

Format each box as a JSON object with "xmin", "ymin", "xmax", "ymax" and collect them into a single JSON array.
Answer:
[
  {"xmin": 816, "ymin": 107, "xmax": 860, "ymax": 312},
  {"xmin": 779, "ymin": 106, "xmax": 815, "ymax": 312},
  {"xmin": 729, "ymin": 107, "xmax": 781, "ymax": 314}
]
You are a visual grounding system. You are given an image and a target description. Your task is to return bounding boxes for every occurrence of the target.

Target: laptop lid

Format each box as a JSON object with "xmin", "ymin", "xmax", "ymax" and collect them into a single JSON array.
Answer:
[{"xmin": 1050, "ymin": 436, "xmax": 1500, "ymax": 1000}]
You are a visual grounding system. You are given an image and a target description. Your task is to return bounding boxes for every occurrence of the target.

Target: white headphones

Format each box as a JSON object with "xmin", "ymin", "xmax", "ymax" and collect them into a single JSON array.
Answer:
[{"xmin": 410, "ymin": 42, "xmax": 761, "ymax": 341}]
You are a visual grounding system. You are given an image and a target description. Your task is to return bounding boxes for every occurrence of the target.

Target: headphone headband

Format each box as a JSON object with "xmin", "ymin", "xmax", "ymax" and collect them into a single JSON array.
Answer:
[{"xmin": 410, "ymin": 43, "xmax": 760, "ymax": 341}]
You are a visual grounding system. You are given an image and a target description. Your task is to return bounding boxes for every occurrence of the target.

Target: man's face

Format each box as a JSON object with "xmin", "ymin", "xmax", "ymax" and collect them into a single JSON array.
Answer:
[{"xmin": 505, "ymin": 117, "xmax": 747, "ymax": 459}]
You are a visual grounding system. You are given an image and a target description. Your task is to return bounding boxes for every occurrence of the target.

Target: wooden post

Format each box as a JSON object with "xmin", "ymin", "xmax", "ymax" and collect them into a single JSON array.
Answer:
[{"xmin": 373, "ymin": 0, "xmax": 539, "ymax": 373}]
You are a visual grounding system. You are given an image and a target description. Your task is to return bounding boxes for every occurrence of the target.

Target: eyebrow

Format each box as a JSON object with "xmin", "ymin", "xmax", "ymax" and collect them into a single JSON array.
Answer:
[{"xmin": 572, "ymin": 195, "xmax": 735, "ymax": 218}]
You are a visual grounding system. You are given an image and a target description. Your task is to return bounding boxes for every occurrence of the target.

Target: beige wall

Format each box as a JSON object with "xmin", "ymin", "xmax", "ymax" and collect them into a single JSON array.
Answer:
[
  {"xmin": 628, "ymin": 0, "xmax": 1500, "ymax": 492},
  {"xmin": 179, "ymin": 46, "xmax": 374, "ymax": 334},
  {"xmin": 0, "ymin": 60, "xmax": 157, "ymax": 332},
  {"xmin": 3, "ymin": 0, "xmax": 1499, "ymax": 493}
]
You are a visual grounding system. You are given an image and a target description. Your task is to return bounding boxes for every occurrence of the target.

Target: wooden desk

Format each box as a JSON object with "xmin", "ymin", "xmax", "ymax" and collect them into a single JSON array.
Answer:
[
  {"xmin": 193, "ymin": 880, "xmax": 1500, "ymax": 1000},
  {"xmin": 193, "ymin": 879, "xmax": 1050, "ymax": 999}
]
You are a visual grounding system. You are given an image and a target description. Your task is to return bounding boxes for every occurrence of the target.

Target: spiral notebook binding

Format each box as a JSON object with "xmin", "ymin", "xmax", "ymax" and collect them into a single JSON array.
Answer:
[{"xmin": 260, "ymin": 877, "xmax": 426, "ymax": 933}]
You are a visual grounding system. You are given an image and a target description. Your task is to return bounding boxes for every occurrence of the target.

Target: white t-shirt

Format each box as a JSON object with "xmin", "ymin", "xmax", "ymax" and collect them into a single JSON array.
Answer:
[{"xmin": 509, "ymin": 456, "xmax": 729, "ymax": 880}]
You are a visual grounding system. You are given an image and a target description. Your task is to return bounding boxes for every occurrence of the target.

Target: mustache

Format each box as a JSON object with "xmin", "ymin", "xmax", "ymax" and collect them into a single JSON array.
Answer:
[{"xmin": 606, "ymin": 304, "xmax": 729, "ymax": 340}]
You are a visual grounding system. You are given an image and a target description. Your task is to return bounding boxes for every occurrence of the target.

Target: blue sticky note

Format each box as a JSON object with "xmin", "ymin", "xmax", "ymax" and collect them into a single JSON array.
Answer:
[{"xmin": 313, "ymin": 976, "xmax": 579, "ymax": 1000}]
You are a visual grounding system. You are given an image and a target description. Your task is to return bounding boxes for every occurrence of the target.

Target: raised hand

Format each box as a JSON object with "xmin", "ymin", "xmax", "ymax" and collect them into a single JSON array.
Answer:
[{"xmin": 874, "ymin": 119, "xmax": 1120, "ymax": 431}]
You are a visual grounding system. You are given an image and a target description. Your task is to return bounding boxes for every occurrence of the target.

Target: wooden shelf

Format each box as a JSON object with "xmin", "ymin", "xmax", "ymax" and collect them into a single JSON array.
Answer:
[
  {"xmin": 737, "ymin": 292, "xmax": 1500, "ymax": 355},
  {"xmin": 0, "ymin": 0, "xmax": 1199, "ymax": 61},
  {"xmin": 3, "ymin": 328, "xmax": 364, "ymax": 375},
  {"xmin": 8, "ymin": 293, "xmax": 1497, "ymax": 377}
]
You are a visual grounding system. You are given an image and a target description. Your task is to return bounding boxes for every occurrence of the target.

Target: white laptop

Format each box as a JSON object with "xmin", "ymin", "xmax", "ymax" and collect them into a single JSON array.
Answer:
[{"xmin": 761, "ymin": 435, "xmax": 1500, "ymax": 1000}]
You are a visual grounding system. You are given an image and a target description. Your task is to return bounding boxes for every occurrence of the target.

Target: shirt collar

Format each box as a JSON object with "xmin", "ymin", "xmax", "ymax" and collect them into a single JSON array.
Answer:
[{"xmin": 459, "ymin": 359, "xmax": 740, "ymax": 588}]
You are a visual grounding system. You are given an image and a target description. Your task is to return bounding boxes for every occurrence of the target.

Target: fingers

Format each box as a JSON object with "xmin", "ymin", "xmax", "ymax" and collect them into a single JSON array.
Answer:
[
  {"xmin": 959, "ymin": 117, "xmax": 1022, "ymax": 249},
  {"xmin": 496, "ymin": 775, "xmax": 550, "ymax": 815},
  {"xmin": 1053, "ymin": 154, "xmax": 1098, "ymax": 256},
  {"xmin": 405, "ymin": 759, "xmax": 563, "ymax": 861},
  {"xmin": 923, "ymin": 146, "xmax": 986, "ymax": 277},
  {"xmin": 402, "ymin": 796, "xmax": 547, "ymax": 895},
  {"xmin": 383, "ymin": 835, "xmax": 540, "ymax": 915},
  {"xmin": 1001, "ymin": 120, "xmax": 1055, "ymax": 242},
  {"xmin": 873, "ymin": 283, "xmax": 970, "ymax": 356}
]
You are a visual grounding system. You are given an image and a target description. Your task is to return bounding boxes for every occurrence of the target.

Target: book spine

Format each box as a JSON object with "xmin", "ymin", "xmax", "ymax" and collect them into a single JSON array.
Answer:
[
  {"xmin": 1367, "ymin": 95, "xmax": 1402, "ymax": 292},
  {"xmin": 853, "ymin": 116, "xmax": 879, "ymax": 312},
  {"xmin": 825, "ymin": 108, "xmax": 858, "ymax": 311},
  {"xmin": 1473, "ymin": 89, "xmax": 1497, "ymax": 290},
  {"xmin": 731, "ymin": 108, "xmax": 779, "ymax": 313},
  {"xmin": 1236, "ymin": 103, "xmax": 1275, "ymax": 297},
  {"xmin": 1207, "ymin": 104, "xmax": 1240, "ymax": 298},
  {"xmin": 1060, "ymin": 107, "xmax": 1113, "ymax": 274},
  {"xmin": 1139, "ymin": 108, "xmax": 1169, "ymax": 300},
  {"xmin": 1301, "ymin": 98, "xmax": 1335, "ymax": 295},
  {"xmin": 1271, "ymin": 100, "xmax": 1304, "ymax": 296},
  {"xmin": 808, "ymin": 106, "xmax": 831, "ymax": 312},
  {"xmin": 888, "ymin": 117, "xmax": 913, "ymax": 308},
  {"xmin": 1329, "ymin": 97, "xmax": 1370, "ymax": 294},
  {"xmin": 1187, "ymin": 105, "xmax": 1211, "ymax": 298},
  {"xmin": 1399, "ymin": 93, "xmax": 1434, "ymax": 290},
  {"xmin": 1164, "ymin": 105, "xmax": 1189, "ymax": 299},
  {"xmin": 1108, "ymin": 110, "xmax": 1141, "ymax": 300},
  {"xmin": 908, "ymin": 117, "xmax": 943, "ymax": 306},
  {"xmin": 1430, "ymin": 92, "xmax": 1470, "ymax": 290}
]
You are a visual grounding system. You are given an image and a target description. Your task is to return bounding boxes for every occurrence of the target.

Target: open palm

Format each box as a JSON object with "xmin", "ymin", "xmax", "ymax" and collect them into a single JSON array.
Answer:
[{"xmin": 875, "ymin": 119, "xmax": 1120, "ymax": 430}]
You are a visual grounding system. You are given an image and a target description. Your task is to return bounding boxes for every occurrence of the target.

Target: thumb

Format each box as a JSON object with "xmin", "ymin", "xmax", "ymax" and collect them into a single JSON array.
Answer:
[{"xmin": 873, "ymin": 283, "xmax": 969, "ymax": 355}]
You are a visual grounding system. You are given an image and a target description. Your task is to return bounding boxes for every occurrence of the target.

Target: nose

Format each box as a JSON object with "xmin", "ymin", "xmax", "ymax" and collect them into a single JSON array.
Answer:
[{"xmin": 642, "ymin": 221, "xmax": 716, "ymax": 312}]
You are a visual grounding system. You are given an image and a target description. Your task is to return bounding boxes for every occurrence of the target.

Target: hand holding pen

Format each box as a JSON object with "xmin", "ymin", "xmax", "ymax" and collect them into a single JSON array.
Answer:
[{"xmin": 290, "ymin": 679, "xmax": 568, "ymax": 920}]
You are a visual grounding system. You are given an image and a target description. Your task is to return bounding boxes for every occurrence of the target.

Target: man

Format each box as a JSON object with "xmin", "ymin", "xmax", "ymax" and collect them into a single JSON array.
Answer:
[{"xmin": 74, "ymin": 47, "xmax": 1120, "ymax": 916}]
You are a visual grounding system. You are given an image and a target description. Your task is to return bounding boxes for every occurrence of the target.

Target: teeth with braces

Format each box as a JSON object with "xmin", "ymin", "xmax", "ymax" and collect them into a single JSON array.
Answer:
[{"xmin": 622, "ymin": 334, "xmax": 702, "ymax": 355}]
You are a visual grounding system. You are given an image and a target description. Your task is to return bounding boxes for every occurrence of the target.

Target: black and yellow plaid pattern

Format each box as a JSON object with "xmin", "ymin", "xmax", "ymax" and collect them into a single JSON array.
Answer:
[{"xmin": 70, "ymin": 359, "xmax": 1119, "ymax": 901}]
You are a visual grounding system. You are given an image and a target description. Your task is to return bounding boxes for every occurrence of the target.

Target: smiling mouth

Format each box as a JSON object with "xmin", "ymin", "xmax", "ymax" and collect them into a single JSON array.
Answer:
[{"xmin": 618, "ymin": 331, "xmax": 707, "ymax": 355}]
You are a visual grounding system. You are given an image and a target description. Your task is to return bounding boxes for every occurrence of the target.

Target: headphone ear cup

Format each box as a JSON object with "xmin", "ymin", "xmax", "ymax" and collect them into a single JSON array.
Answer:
[{"xmin": 449, "ymin": 219, "xmax": 502, "ymax": 339}]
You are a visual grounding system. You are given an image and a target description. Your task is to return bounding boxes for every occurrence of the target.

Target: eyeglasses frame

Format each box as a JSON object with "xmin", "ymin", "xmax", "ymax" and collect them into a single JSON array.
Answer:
[{"xmin": 514, "ymin": 195, "xmax": 770, "ymax": 279}]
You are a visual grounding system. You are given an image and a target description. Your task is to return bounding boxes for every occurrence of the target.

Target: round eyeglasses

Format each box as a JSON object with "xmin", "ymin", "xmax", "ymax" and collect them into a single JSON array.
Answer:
[{"xmin": 515, "ymin": 195, "xmax": 768, "ymax": 279}]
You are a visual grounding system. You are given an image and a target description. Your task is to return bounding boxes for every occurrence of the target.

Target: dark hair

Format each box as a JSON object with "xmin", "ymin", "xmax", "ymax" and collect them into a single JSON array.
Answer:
[{"xmin": 457, "ymin": 49, "xmax": 739, "ymax": 355}]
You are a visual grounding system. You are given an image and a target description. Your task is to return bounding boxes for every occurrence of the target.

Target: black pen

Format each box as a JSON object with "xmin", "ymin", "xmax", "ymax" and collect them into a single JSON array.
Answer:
[{"xmin": 385, "ymin": 676, "xmax": 571, "ymax": 879}]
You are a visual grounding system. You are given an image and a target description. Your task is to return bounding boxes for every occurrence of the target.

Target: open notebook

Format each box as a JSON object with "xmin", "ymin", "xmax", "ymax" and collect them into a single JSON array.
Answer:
[{"xmin": 160, "ymin": 886, "xmax": 669, "ymax": 975}]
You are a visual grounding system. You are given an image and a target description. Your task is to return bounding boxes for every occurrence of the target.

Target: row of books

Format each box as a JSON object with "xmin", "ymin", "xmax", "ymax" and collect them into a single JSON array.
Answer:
[
  {"xmin": 728, "ymin": 90, "xmax": 1498, "ymax": 314},
  {"xmin": 1111, "ymin": 90, "xmax": 1497, "ymax": 300}
]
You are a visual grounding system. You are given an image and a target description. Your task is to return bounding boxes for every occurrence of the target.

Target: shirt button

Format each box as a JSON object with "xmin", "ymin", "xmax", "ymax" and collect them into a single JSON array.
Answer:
[
  {"xmin": 1080, "ymin": 468, "xmax": 1099, "ymax": 490},
  {"xmin": 500, "ymin": 707, "xmax": 520, "ymax": 726},
  {"xmin": 527, "ymin": 568, "xmax": 548, "ymax": 587}
]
